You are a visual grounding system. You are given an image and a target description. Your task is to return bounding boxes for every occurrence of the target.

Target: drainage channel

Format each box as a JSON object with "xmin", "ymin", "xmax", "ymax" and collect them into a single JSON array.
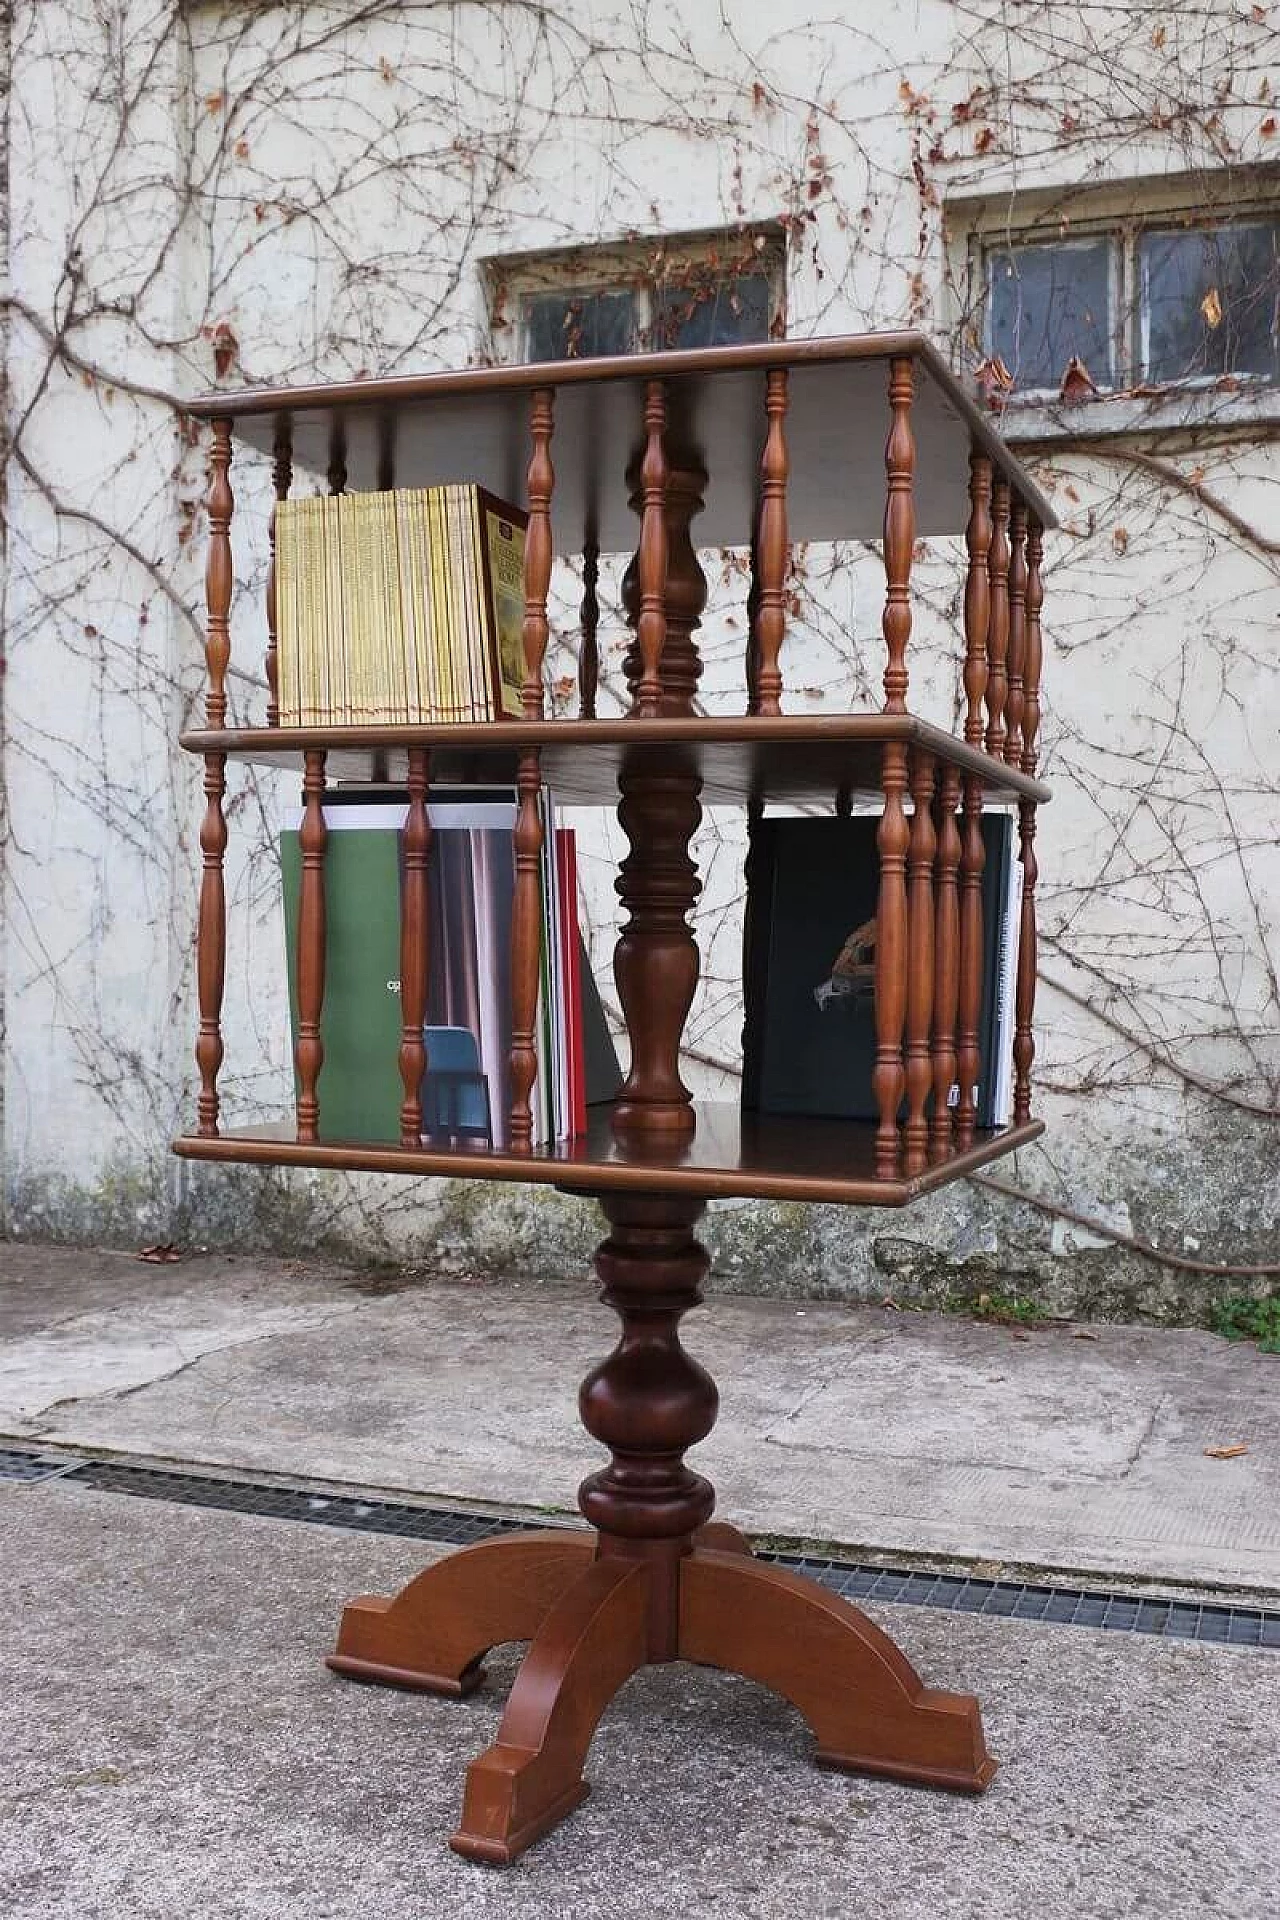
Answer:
[{"xmin": 6, "ymin": 1445, "xmax": 1279, "ymax": 1651}]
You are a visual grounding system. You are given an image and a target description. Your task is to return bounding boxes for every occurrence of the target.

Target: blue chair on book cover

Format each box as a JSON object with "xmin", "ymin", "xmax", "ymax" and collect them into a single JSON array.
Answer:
[{"xmin": 422, "ymin": 1026, "xmax": 493, "ymax": 1146}]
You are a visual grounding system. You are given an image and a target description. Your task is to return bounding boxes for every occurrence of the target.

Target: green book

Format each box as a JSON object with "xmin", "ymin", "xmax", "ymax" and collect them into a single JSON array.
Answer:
[
  {"xmin": 281, "ymin": 794, "xmax": 623, "ymax": 1147},
  {"xmin": 282, "ymin": 796, "xmax": 517, "ymax": 1145}
]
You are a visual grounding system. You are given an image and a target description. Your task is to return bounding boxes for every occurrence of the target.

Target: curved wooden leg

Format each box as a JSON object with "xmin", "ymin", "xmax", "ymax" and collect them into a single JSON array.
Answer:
[
  {"xmin": 679, "ymin": 1549, "xmax": 997, "ymax": 1793},
  {"xmin": 327, "ymin": 1530, "xmax": 593, "ymax": 1696},
  {"xmin": 451, "ymin": 1554, "xmax": 650, "ymax": 1865}
]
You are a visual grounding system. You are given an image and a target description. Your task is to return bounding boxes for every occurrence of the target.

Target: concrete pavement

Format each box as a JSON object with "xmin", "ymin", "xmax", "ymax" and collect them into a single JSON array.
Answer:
[
  {"xmin": 2, "ymin": 1245, "xmax": 1278, "ymax": 1592},
  {"xmin": 3, "ymin": 1480, "xmax": 1278, "ymax": 1920}
]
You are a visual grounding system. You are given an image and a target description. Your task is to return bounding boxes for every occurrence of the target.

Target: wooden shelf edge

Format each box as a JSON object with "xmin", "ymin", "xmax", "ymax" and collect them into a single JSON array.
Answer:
[
  {"xmin": 171, "ymin": 1117, "xmax": 1045, "ymax": 1210},
  {"xmin": 178, "ymin": 713, "xmax": 1051, "ymax": 805}
]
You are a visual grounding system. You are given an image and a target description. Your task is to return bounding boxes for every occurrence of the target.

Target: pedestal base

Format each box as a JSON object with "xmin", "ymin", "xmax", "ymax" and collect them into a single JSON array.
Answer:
[
  {"xmin": 328, "ymin": 1190, "xmax": 994, "ymax": 1863},
  {"xmin": 328, "ymin": 1525, "xmax": 995, "ymax": 1864}
]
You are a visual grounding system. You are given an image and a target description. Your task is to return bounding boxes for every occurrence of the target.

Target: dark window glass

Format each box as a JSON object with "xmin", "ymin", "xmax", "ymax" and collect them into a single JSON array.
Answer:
[
  {"xmin": 525, "ymin": 289, "xmax": 636, "ymax": 361},
  {"xmin": 652, "ymin": 271, "xmax": 774, "ymax": 350},
  {"xmin": 987, "ymin": 239, "xmax": 1114, "ymax": 389},
  {"xmin": 1138, "ymin": 222, "xmax": 1279, "ymax": 383}
]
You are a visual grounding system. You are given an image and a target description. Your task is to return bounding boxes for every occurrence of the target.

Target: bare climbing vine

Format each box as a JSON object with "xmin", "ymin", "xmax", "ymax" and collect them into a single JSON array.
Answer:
[{"xmin": 3, "ymin": 1, "xmax": 1276, "ymax": 1294}]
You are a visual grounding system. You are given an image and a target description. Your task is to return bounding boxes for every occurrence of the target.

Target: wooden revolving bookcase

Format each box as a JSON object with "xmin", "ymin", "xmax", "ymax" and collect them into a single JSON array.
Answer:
[{"xmin": 177, "ymin": 334, "xmax": 1052, "ymax": 1865}]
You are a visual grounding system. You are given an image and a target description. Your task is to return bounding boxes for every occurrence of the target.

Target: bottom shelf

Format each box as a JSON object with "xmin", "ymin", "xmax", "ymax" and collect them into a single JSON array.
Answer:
[{"xmin": 173, "ymin": 1103, "xmax": 1043, "ymax": 1207}]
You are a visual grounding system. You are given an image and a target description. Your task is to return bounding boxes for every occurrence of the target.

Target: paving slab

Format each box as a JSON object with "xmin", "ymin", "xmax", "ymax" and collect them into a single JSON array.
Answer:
[
  {"xmin": 1, "ymin": 1482, "xmax": 1277, "ymax": 1920},
  {"xmin": 2, "ymin": 1245, "xmax": 1277, "ymax": 1591}
]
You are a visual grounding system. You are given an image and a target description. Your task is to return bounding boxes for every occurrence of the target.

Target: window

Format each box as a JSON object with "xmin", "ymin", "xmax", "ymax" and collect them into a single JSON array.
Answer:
[
  {"xmin": 485, "ymin": 229, "xmax": 784, "ymax": 363},
  {"xmin": 982, "ymin": 212, "xmax": 1279, "ymax": 396}
]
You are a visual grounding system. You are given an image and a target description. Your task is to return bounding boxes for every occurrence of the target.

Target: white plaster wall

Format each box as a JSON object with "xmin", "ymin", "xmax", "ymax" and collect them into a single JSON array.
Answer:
[{"xmin": 3, "ymin": 1, "xmax": 1276, "ymax": 1299}]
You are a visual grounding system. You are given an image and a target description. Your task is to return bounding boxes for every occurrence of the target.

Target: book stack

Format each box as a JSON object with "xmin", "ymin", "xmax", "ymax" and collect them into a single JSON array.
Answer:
[
  {"xmin": 742, "ymin": 812, "xmax": 1023, "ymax": 1129},
  {"xmin": 274, "ymin": 484, "xmax": 528, "ymax": 725},
  {"xmin": 281, "ymin": 788, "xmax": 622, "ymax": 1149}
]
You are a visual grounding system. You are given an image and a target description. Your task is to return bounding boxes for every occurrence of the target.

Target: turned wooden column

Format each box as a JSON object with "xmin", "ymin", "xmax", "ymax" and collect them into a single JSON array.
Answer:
[
  {"xmin": 613, "ymin": 454, "xmax": 707, "ymax": 1143},
  {"xmin": 579, "ymin": 1193, "xmax": 718, "ymax": 1657}
]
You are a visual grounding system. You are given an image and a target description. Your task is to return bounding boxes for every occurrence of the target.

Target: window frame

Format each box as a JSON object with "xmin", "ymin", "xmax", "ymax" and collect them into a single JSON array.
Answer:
[
  {"xmin": 950, "ymin": 168, "xmax": 1280, "ymax": 413},
  {"xmin": 480, "ymin": 225, "xmax": 787, "ymax": 365}
]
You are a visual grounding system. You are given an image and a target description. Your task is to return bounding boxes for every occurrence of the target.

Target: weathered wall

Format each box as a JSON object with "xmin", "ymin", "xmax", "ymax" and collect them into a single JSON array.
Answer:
[{"xmin": 3, "ymin": 1, "xmax": 1277, "ymax": 1319}]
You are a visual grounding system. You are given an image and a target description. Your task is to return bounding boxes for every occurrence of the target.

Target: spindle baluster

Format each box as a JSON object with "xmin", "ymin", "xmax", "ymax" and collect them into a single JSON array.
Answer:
[
  {"xmin": 398, "ymin": 749, "xmax": 432, "ymax": 1148},
  {"xmin": 508, "ymin": 750, "xmax": 544, "ymax": 1149},
  {"xmin": 195, "ymin": 752, "xmax": 228, "ymax": 1138},
  {"xmin": 578, "ymin": 527, "xmax": 600, "ymax": 719},
  {"xmin": 1005, "ymin": 499, "xmax": 1028, "ymax": 766},
  {"xmin": 205, "ymin": 419, "xmax": 234, "ymax": 729},
  {"xmin": 882, "ymin": 357, "xmax": 915, "ymax": 713},
  {"xmin": 195, "ymin": 419, "xmax": 234, "ymax": 1137},
  {"xmin": 985, "ymin": 478, "xmax": 1010, "ymax": 758},
  {"xmin": 295, "ymin": 749, "xmax": 328, "ymax": 1145},
  {"xmin": 752, "ymin": 369, "xmax": 789, "ymax": 717},
  {"xmin": 873, "ymin": 742, "xmax": 910, "ymax": 1178},
  {"xmin": 1014, "ymin": 517, "xmax": 1044, "ymax": 1124},
  {"xmin": 904, "ymin": 752, "xmax": 936, "ymax": 1176},
  {"xmin": 873, "ymin": 355, "xmax": 917, "ymax": 1175},
  {"xmin": 266, "ymin": 417, "xmax": 291, "ymax": 727},
  {"xmin": 635, "ymin": 380, "xmax": 669, "ymax": 719},
  {"xmin": 930, "ymin": 764, "xmax": 962, "ymax": 1162},
  {"xmin": 522, "ymin": 389, "xmax": 555, "ymax": 720},
  {"xmin": 964, "ymin": 451, "xmax": 992, "ymax": 749}
]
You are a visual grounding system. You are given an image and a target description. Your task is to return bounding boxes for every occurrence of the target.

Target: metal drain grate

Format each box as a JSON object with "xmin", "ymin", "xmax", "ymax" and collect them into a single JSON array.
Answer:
[
  {"xmin": 70, "ymin": 1460, "xmax": 555, "ymax": 1548},
  {"xmin": 0, "ymin": 1446, "xmax": 86, "ymax": 1485},
  {"xmin": 17, "ymin": 1451, "xmax": 1280, "ymax": 1651}
]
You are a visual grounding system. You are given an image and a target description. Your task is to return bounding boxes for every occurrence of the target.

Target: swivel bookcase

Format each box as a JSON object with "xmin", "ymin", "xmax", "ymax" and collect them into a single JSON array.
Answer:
[{"xmin": 178, "ymin": 334, "xmax": 1052, "ymax": 1865}]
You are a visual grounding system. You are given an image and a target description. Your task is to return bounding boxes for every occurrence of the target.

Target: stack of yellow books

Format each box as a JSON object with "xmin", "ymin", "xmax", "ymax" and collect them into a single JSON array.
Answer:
[{"xmin": 275, "ymin": 483, "xmax": 528, "ymax": 725}]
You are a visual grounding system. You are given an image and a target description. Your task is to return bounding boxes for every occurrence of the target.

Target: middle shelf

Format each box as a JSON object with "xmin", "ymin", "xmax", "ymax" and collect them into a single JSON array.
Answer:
[{"xmin": 180, "ymin": 711, "xmax": 1050, "ymax": 809}]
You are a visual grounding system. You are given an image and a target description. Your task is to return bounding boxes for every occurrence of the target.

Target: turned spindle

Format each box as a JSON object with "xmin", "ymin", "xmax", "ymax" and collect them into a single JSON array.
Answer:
[
  {"xmin": 579, "ymin": 1193, "xmax": 718, "ymax": 1657},
  {"xmin": 873, "ymin": 742, "xmax": 910, "ymax": 1178},
  {"xmin": 522, "ymin": 389, "xmax": 555, "ymax": 720},
  {"xmin": 195, "ymin": 752, "xmax": 228, "ymax": 1138},
  {"xmin": 611, "ymin": 762, "xmax": 702, "ymax": 1140},
  {"xmin": 964, "ymin": 451, "xmax": 992, "ymax": 749},
  {"xmin": 1014, "ymin": 517, "xmax": 1044, "ymax": 1124},
  {"xmin": 295, "ymin": 749, "xmax": 328, "ymax": 1145},
  {"xmin": 579, "ymin": 529, "xmax": 600, "ymax": 719},
  {"xmin": 622, "ymin": 463, "xmax": 706, "ymax": 717},
  {"xmin": 751, "ymin": 369, "xmax": 789, "ymax": 717},
  {"xmin": 930, "ymin": 764, "xmax": 962, "ymax": 1162},
  {"xmin": 904, "ymin": 752, "xmax": 936, "ymax": 1177},
  {"xmin": 985, "ymin": 478, "xmax": 1010, "ymax": 758},
  {"xmin": 195, "ymin": 418, "xmax": 234, "ymax": 1135},
  {"xmin": 398, "ymin": 749, "xmax": 432, "ymax": 1148},
  {"xmin": 882, "ymin": 356, "xmax": 915, "ymax": 714},
  {"xmin": 266, "ymin": 417, "xmax": 291, "ymax": 727},
  {"xmin": 1005, "ymin": 499, "xmax": 1028, "ymax": 767},
  {"xmin": 634, "ymin": 380, "xmax": 670, "ymax": 719},
  {"xmin": 508, "ymin": 750, "xmax": 544, "ymax": 1149},
  {"xmin": 204, "ymin": 419, "xmax": 234, "ymax": 729}
]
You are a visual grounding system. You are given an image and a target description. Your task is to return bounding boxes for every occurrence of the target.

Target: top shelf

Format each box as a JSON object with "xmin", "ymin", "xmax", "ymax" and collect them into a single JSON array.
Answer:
[{"xmin": 186, "ymin": 333, "xmax": 1054, "ymax": 553}]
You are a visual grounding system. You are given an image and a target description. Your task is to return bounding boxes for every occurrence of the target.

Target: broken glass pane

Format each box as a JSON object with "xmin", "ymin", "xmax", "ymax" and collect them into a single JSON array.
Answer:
[
  {"xmin": 987, "ymin": 239, "xmax": 1114, "ymax": 391},
  {"xmin": 524, "ymin": 289, "xmax": 636, "ymax": 361},
  {"xmin": 1138, "ymin": 222, "xmax": 1279, "ymax": 383}
]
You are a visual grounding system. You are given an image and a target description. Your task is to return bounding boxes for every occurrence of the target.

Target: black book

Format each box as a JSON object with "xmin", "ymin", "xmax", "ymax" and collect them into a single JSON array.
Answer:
[{"xmin": 741, "ymin": 813, "xmax": 1016, "ymax": 1126}]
